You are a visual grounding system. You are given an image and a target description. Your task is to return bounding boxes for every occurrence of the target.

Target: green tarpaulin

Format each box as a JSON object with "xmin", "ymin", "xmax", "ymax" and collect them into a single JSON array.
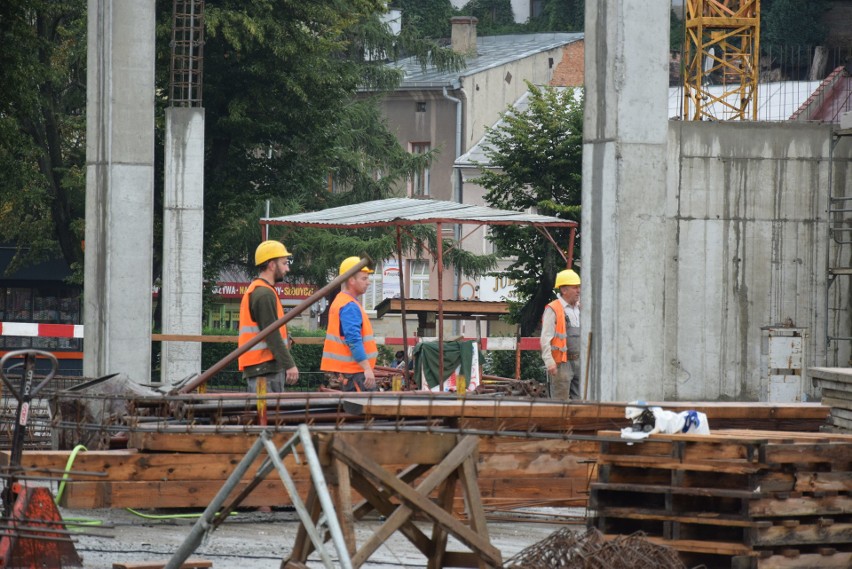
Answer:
[{"xmin": 412, "ymin": 340, "xmax": 481, "ymax": 390}]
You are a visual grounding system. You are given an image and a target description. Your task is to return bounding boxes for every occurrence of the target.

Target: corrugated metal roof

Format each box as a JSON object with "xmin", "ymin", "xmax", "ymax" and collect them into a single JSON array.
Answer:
[
  {"xmin": 261, "ymin": 198, "xmax": 576, "ymax": 228},
  {"xmin": 388, "ymin": 33, "xmax": 583, "ymax": 90}
]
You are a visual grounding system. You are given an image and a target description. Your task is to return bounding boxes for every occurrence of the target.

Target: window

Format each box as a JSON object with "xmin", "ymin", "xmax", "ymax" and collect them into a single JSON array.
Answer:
[
  {"xmin": 531, "ymin": 0, "xmax": 544, "ymax": 19},
  {"xmin": 409, "ymin": 142, "xmax": 430, "ymax": 197},
  {"xmin": 408, "ymin": 260, "xmax": 430, "ymax": 299}
]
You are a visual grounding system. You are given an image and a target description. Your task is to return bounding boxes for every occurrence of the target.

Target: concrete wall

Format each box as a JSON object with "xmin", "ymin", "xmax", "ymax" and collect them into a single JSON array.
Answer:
[{"xmin": 663, "ymin": 121, "xmax": 852, "ymax": 401}]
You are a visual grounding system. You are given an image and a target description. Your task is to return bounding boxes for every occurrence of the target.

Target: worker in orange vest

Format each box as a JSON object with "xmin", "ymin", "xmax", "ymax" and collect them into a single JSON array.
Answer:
[
  {"xmin": 321, "ymin": 257, "xmax": 378, "ymax": 392},
  {"xmin": 540, "ymin": 269, "xmax": 581, "ymax": 400},
  {"xmin": 238, "ymin": 240, "xmax": 299, "ymax": 393}
]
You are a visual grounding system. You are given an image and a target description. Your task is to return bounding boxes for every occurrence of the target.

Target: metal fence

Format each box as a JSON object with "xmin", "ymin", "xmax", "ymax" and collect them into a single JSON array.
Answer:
[{"xmin": 669, "ymin": 45, "xmax": 852, "ymax": 122}]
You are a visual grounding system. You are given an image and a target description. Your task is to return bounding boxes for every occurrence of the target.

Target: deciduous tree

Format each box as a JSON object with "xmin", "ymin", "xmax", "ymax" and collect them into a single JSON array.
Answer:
[{"xmin": 476, "ymin": 83, "xmax": 583, "ymax": 336}]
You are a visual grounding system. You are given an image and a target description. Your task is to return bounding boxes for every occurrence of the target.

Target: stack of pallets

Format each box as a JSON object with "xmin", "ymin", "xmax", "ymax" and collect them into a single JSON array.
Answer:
[
  {"xmin": 810, "ymin": 367, "xmax": 852, "ymax": 431},
  {"xmin": 590, "ymin": 429, "xmax": 852, "ymax": 569}
]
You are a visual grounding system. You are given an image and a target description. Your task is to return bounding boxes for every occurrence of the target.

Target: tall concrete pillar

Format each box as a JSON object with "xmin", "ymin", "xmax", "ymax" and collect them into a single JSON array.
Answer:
[
  {"xmin": 161, "ymin": 108, "xmax": 205, "ymax": 384},
  {"xmin": 84, "ymin": 0, "xmax": 156, "ymax": 381},
  {"xmin": 582, "ymin": 1, "xmax": 670, "ymax": 400}
]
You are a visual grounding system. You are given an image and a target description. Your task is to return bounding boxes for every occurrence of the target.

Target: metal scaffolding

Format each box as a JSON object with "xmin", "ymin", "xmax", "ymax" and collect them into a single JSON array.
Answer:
[{"xmin": 682, "ymin": 0, "xmax": 760, "ymax": 121}]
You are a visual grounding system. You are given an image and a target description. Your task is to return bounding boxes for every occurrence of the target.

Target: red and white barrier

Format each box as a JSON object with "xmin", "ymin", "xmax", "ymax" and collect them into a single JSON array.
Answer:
[
  {"xmin": 0, "ymin": 322, "xmax": 84, "ymax": 339},
  {"xmin": 377, "ymin": 336, "xmax": 541, "ymax": 350},
  {"xmin": 0, "ymin": 323, "xmax": 541, "ymax": 351}
]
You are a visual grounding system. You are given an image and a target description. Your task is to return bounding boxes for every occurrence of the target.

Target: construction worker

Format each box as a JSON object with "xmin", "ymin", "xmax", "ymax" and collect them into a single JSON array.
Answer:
[
  {"xmin": 540, "ymin": 269, "xmax": 581, "ymax": 400},
  {"xmin": 321, "ymin": 257, "xmax": 378, "ymax": 392},
  {"xmin": 238, "ymin": 240, "xmax": 299, "ymax": 393}
]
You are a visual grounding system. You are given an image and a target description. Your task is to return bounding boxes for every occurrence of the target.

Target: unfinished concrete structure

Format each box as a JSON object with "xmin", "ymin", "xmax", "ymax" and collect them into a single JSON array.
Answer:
[
  {"xmin": 84, "ymin": 0, "xmax": 156, "ymax": 382},
  {"xmin": 583, "ymin": 1, "xmax": 852, "ymax": 402},
  {"xmin": 161, "ymin": 0, "xmax": 206, "ymax": 384}
]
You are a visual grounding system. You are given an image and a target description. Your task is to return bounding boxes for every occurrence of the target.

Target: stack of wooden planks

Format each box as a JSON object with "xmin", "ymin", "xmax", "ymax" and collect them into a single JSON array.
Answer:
[
  {"xmin": 590, "ymin": 429, "xmax": 852, "ymax": 569},
  {"xmin": 3, "ymin": 427, "xmax": 598, "ymax": 511},
  {"xmin": 0, "ymin": 397, "xmax": 833, "ymax": 514},
  {"xmin": 810, "ymin": 367, "xmax": 852, "ymax": 431}
]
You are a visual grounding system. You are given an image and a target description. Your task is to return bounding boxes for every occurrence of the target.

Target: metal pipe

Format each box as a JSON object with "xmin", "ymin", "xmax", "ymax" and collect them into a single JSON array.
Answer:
[
  {"xmin": 179, "ymin": 256, "xmax": 371, "ymax": 393},
  {"xmin": 436, "ymin": 221, "xmax": 445, "ymax": 382},
  {"xmin": 396, "ymin": 226, "xmax": 411, "ymax": 380},
  {"xmin": 297, "ymin": 424, "xmax": 354, "ymax": 569}
]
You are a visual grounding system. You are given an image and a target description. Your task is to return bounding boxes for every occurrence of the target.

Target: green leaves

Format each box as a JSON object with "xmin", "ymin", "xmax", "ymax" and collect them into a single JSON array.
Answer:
[{"xmin": 476, "ymin": 83, "xmax": 584, "ymax": 335}]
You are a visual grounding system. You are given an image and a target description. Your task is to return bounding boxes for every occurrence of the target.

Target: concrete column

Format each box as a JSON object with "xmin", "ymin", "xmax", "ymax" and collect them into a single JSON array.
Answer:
[
  {"xmin": 582, "ymin": 1, "xmax": 670, "ymax": 400},
  {"xmin": 84, "ymin": 0, "xmax": 156, "ymax": 381},
  {"xmin": 161, "ymin": 108, "xmax": 205, "ymax": 384}
]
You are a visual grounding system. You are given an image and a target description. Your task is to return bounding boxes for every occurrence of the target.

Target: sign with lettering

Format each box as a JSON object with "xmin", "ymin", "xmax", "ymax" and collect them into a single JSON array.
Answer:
[{"xmin": 211, "ymin": 281, "xmax": 318, "ymax": 300}]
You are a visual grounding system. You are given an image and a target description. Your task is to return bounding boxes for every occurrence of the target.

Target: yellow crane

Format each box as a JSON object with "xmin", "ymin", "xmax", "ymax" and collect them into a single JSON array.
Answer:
[{"xmin": 683, "ymin": 0, "xmax": 760, "ymax": 121}]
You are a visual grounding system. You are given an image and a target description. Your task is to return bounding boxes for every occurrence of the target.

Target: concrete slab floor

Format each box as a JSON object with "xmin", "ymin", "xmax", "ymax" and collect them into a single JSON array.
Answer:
[{"xmin": 64, "ymin": 506, "xmax": 586, "ymax": 568}]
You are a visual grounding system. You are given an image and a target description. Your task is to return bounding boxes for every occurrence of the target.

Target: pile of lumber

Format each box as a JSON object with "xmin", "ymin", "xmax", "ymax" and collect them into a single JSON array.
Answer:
[
  {"xmin": 810, "ymin": 367, "xmax": 852, "ymax": 431},
  {"xmin": 0, "ymin": 397, "xmax": 833, "ymax": 514},
  {"xmin": 3, "ymin": 427, "xmax": 598, "ymax": 511},
  {"xmin": 590, "ymin": 429, "xmax": 852, "ymax": 569}
]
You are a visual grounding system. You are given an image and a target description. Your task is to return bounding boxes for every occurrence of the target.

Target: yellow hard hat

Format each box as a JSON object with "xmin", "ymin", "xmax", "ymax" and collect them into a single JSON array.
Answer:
[
  {"xmin": 255, "ymin": 240, "xmax": 292, "ymax": 266},
  {"xmin": 339, "ymin": 256, "xmax": 374, "ymax": 275},
  {"xmin": 554, "ymin": 269, "xmax": 580, "ymax": 288}
]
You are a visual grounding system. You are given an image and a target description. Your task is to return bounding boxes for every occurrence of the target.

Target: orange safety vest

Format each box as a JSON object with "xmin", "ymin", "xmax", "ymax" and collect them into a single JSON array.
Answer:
[
  {"xmin": 321, "ymin": 292, "xmax": 377, "ymax": 374},
  {"xmin": 238, "ymin": 279, "xmax": 288, "ymax": 371},
  {"xmin": 543, "ymin": 299, "xmax": 568, "ymax": 364}
]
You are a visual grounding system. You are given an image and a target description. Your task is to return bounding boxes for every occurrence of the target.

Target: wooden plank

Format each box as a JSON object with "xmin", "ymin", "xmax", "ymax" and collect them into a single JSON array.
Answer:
[
  {"xmin": 764, "ymin": 442, "xmax": 852, "ymax": 465},
  {"xmin": 128, "ymin": 430, "xmax": 296, "ymax": 453},
  {"xmin": 821, "ymin": 396, "xmax": 852, "ymax": 410},
  {"xmin": 347, "ymin": 400, "xmax": 830, "ymax": 421},
  {"xmin": 58, "ymin": 479, "xmax": 308, "ymax": 509},
  {"xmin": 756, "ymin": 552, "xmax": 852, "ymax": 568},
  {"xmin": 323, "ymin": 431, "xmax": 459, "ymax": 467},
  {"xmin": 597, "ymin": 453, "xmax": 763, "ymax": 474},
  {"xmin": 591, "ymin": 481, "xmax": 760, "ymax": 499},
  {"xmin": 829, "ymin": 414, "xmax": 852, "ymax": 430},
  {"xmin": 754, "ymin": 522, "xmax": 852, "ymax": 546},
  {"xmin": 598, "ymin": 506, "xmax": 759, "ymax": 527},
  {"xmin": 793, "ymin": 471, "xmax": 852, "ymax": 493},
  {"xmin": 605, "ymin": 534, "xmax": 754, "ymax": 556},
  {"xmin": 822, "ymin": 387, "xmax": 852, "ymax": 401},
  {"xmin": 749, "ymin": 494, "xmax": 852, "ymax": 517},
  {"xmin": 112, "ymin": 559, "xmax": 212, "ymax": 569},
  {"xmin": 809, "ymin": 367, "xmax": 852, "ymax": 385},
  {"xmin": 2, "ymin": 450, "xmax": 310, "ymax": 482}
]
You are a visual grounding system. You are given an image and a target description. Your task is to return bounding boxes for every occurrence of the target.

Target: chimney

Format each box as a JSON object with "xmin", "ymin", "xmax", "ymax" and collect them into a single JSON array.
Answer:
[{"xmin": 451, "ymin": 16, "xmax": 478, "ymax": 55}]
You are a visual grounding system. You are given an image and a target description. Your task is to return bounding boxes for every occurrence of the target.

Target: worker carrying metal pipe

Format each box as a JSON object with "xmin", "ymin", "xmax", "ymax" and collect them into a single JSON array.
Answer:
[
  {"xmin": 238, "ymin": 240, "xmax": 300, "ymax": 393},
  {"xmin": 540, "ymin": 269, "xmax": 581, "ymax": 400},
  {"xmin": 321, "ymin": 256, "xmax": 378, "ymax": 392}
]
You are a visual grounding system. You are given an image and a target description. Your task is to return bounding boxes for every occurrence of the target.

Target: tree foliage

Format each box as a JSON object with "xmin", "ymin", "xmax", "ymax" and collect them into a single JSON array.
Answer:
[
  {"xmin": 396, "ymin": 0, "xmax": 457, "ymax": 40},
  {"xmin": 476, "ymin": 83, "xmax": 583, "ymax": 336},
  {"xmin": 0, "ymin": 0, "xmax": 86, "ymax": 277},
  {"xmin": 761, "ymin": 0, "xmax": 828, "ymax": 48},
  {"xmin": 525, "ymin": 0, "xmax": 584, "ymax": 32}
]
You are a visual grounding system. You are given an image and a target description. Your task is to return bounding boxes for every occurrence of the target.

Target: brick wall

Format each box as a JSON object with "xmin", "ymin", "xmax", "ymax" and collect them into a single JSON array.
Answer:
[{"xmin": 550, "ymin": 40, "xmax": 584, "ymax": 87}]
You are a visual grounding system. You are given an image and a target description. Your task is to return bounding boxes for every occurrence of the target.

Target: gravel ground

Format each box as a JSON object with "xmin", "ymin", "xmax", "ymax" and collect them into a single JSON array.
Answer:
[{"xmin": 62, "ymin": 506, "xmax": 585, "ymax": 568}]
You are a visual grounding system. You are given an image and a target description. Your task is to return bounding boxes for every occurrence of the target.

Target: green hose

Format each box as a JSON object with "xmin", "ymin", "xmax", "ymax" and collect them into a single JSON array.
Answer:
[{"xmin": 55, "ymin": 442, "xmax": 235, "ymax": 521}]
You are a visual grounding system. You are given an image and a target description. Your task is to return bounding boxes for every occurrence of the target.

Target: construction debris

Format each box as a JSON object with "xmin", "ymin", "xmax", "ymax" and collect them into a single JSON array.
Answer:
[{"xmin": 503, "ymin": 527, "xmax": 685, "ymax": 569}]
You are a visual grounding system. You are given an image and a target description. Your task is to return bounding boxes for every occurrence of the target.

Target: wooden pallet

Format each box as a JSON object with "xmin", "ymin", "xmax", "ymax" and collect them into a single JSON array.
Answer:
[{"xmin": 591, "ymin": 430, "xmax": 852, "ymax": 569}]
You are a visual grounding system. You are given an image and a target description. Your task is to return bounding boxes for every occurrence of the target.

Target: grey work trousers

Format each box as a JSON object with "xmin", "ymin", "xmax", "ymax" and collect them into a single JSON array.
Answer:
[
  {"xmin": 246, "ymin": 371, "xmax": 286, "ymax": 394},
  {"xmin": 548, "ymin": 359, "xmax": 581, "ymax": 400}
]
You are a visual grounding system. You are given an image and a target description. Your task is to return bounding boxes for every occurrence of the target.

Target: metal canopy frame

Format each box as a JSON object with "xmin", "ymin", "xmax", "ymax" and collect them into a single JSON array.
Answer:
[{"xmin": 260, "ymin": 198, "xmax": 577, "ymax": 382}]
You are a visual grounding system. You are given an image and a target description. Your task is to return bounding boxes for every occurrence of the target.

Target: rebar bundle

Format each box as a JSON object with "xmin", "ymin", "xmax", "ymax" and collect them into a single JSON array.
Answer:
[{"xmin": 503, "ymin": 528, "xmax": 687, "ymax": 569}]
